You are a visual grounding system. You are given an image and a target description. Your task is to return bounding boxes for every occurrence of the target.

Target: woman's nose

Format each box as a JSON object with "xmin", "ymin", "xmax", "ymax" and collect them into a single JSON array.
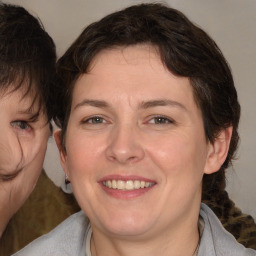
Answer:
[{"xmin": 105, "ymin": 124, "xmax": 145, "ymax": 164}]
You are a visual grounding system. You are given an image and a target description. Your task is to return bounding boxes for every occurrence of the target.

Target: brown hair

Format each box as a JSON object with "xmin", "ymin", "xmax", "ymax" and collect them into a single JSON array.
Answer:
[
  {"xmin": 0, "ymin": 2, "xmax": 56, "ymax": 181},
  {"xmin": 0, "ymin": 2, "xmax": 56, "ymax": 120}
]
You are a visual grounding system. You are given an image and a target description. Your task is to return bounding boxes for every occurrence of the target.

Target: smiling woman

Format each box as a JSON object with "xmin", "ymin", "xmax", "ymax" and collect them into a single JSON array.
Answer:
[
  {"xmin": 13, "ymin": 3, "xmax": 256, "ymax": 256},
  {"xmin": 59, "ymin": 46, "xmax": 214, "ymax": 241}
]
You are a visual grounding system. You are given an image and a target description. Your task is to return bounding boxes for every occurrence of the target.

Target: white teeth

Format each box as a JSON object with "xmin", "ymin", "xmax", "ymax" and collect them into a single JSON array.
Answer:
[
  {"xmin": 125, "ymin": 180, "xmax": 134, "ymax": 190},
  {"xmin": 134, "ymin": 180, "xmax": 141, "ymax": 189},
  {"xmin": 107, "ymin": 180, "xmax": 112, "ymax": 188},
  {"xmin": 117, "ymin": 180, "xmax": 125, "ymax": 190},
  {"xmin": 103, "ymin": 179, "xmax": 154, "ymax": 190},
  {"xmin": 145, "ymin": 182, "xmax": 150, "ymax": 188},
  {"xmin": 112, "ymin": 180, "xmax": 117, "ymax": 189}
]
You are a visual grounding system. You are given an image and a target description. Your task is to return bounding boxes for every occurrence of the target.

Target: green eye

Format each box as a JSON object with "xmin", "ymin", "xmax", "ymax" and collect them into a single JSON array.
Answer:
[
  {"xmin": 154, "ymin": 117, "xmax": 170, "ymax": 124},
  {"xmin": 82, "ymin": 116, "xmax": 106, "ymax": 124},
  {"xmin": 90, "ymin": 117, "xmax": 104, "ymax": 123},
  {"xmin": 148, "ymin": 116, "xmax": 173, "ymax": 124}
]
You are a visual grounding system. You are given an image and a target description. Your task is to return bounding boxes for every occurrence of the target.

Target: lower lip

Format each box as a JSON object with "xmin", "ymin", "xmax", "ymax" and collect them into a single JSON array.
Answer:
[{"xmin": 100, "ymin": 183, "xmax": 155, "ymax": 199}]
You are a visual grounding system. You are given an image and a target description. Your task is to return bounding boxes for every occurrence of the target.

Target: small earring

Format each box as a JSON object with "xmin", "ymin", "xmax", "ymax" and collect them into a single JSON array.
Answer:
[{"xmin": 65, "ymin": 174, "xmax": 70, "ymax": 184}]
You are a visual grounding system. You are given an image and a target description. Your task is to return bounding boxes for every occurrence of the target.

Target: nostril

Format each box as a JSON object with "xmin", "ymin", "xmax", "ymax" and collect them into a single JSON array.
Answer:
[
  {"xmin": 106, "ymin": 147, "xmax": 145, "ymax": 164},
  {"xmin": 105, "ymin": 128, "xmax": 145, "ymax": 164}
]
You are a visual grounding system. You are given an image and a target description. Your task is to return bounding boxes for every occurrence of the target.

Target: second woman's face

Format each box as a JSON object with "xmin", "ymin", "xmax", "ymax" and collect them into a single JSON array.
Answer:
[
  {"xmin": 0, "ymin": 87, "xmax": 50, "ymax": 234},
  {"xmin": 58, "ymin": 45, "xmax": 219, "ymax": 240}
]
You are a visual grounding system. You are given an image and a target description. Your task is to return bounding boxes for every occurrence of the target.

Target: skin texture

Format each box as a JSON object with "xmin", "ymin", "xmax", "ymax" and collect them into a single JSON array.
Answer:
[
  {"xmin": 0, "ymin": 87, "xmax": 50, "ymax": 237},
  {"xmin": 55, "ymin": 45, "xmax": 232, "ymax": 256}
]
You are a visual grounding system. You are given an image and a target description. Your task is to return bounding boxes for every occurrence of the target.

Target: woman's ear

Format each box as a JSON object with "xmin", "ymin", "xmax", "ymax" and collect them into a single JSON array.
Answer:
[
  {"xmin": 54, "ymin": 130, "xmax": 69, "ymax": 176},
  {"xmin": 204, "ymin": 126, "xmax": 233, "ymax": 174}
]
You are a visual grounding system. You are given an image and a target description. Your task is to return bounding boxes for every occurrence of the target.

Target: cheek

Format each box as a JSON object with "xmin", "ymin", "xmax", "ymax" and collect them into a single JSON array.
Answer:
[
  {"xmin": 65, "ymin": 133, "xmax": 105, "ymax": 177},
  {"xmin": 0, "ymin": 155, "xmax": 44, "ymax": 218},
  {"xmin": 13, "ymin": 145, "xmax": 48, "ymax": 210},
  {"xmin": 0, "ymin": 129, "xmax": 49, "ymax": 218},
  {"xmin": 22, "ymin": 128, "xmax": 50, "ymax": 163},
  {"xmin": 16, "ymin": 129, "xmax": 49, "ymax": 192},
  {"xmin": 0, "ymin": 136, "xmax": 23, "ymax": 172},
  {"xmin": 20, "ymin": 141, "xmax": 48, "ymax": 192},
  {"xmin": 64, "ymin": 134, "xmax": 104, "ymax": 210},
  {"xmin": 146, "ymin": 132, "xmax": 207, "ymax": 180}
]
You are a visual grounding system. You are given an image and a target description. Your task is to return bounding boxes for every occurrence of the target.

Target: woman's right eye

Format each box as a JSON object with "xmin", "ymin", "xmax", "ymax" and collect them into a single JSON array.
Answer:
[
  {"xmin": 0, "ymin": 171, "xmax": 20, "ymax": 182},
  {"xmin": 11, "ymin": 121, "xmax": 32, "ymax": 132}
]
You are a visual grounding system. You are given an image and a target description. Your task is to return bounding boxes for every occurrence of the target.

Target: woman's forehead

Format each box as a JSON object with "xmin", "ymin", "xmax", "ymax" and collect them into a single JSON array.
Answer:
[
  {"xmin": 0, "ymin": 84, "xmax": 41, "ymax": 112},
  {"xmin": 1, "ymin": 80, "xmax": 37, "ymax": 99}
]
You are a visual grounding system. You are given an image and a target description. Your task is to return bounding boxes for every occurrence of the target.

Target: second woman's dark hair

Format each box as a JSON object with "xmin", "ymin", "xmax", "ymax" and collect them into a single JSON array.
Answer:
[{"xmin": 0, "ymin": 2, "xmax": 56, "ymax": 120}]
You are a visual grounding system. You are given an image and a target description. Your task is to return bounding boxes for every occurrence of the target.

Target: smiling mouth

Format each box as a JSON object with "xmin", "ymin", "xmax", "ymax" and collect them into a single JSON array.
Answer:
[{"xmin": 102, "ymin": 180, "xmax": 155, "ymax": 191}]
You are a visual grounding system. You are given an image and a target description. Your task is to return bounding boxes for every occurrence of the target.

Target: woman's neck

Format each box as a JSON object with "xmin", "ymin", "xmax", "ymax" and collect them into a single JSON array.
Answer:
[{"xmin": 90, "ymin": 219, "xmax": 200, "ymax": 256}]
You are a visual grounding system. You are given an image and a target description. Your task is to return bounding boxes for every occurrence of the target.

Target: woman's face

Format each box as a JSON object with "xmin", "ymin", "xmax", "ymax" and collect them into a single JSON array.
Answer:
[
  {"xmin": 57, "ymin": 45, "xmax": 228, "ymax": 240},
  {"xmin": 0, "ymin": 87, "xmax": 50, "ymax": 234}
]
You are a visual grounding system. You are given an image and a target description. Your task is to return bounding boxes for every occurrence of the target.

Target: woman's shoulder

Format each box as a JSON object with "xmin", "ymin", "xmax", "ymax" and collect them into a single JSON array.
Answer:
[
  {"xmin": 199, "ymin": 204, "xmax": 256, "ymax": 256},
  {"xmin": 12, "ymin": 211, "xmax": 89, "ymax": 256}
]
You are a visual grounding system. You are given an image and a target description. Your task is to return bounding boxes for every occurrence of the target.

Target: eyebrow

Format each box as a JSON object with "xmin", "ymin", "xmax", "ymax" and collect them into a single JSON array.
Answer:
[
  {"xmin": 74, "ymin": 99, "xmax": 110, "ymax": 110},
  {"xmin": 74, "ymin": 99, "xmax": 187, "ymax": 112},
  {"xmin": 140, "ymin": 99, "xmax": 187, "ymax": 111}
]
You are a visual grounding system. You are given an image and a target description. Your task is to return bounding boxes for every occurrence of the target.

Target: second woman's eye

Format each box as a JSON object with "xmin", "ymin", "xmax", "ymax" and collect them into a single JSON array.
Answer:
[{"xmin": 11, "ymin": 121, "xmax": 32, "ymax": 131}]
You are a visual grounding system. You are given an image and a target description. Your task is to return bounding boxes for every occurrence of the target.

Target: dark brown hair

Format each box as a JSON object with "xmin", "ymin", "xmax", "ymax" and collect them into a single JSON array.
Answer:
[
  {"xmin": 54, "ymin": 3, "xmax": 240, "ymax": 195},
  {"xmin": 0, "ymin": 2, "xmax": 56, "ymax": 181},
  {"xmin": 0, "ymin": 2, "xmax": 56, "ymax": 120}
]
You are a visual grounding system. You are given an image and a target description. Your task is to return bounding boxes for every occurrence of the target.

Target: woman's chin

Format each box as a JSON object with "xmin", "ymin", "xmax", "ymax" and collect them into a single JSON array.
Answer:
[{"xmin": 95, "ymin": 214, "xmax": 155, "ymax": 238}]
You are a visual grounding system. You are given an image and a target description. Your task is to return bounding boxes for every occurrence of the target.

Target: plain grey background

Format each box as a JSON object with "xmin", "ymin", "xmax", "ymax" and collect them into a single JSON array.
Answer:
[{"xmin": 4, "ymin": 0, "xmax": 256, "ymax": 218}]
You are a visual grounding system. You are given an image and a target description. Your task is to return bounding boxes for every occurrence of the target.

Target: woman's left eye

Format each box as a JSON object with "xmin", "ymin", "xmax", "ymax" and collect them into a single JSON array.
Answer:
[
  {"xmin": 148, "ymin": 116, "xmax": 173, "ymax": 124},
  {"xmin": 11, "ymin": 121, "xmax": 32, "ymax": 131}
]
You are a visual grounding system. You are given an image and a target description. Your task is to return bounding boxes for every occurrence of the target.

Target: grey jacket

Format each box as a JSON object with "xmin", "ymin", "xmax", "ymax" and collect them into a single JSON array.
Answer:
[{"xmin": 13, "ymin": 204, "xmax": 256, "ymax": 256}]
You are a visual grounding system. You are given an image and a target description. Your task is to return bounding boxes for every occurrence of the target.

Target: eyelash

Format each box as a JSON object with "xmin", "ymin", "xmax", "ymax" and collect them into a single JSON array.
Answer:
[
  {"xmin": 0, "ymin": 170, "xmax": 21, "ymax": 182},
  {"xmin": 81, "ymin": 115, "xmax": 174, "ymax": 126},
  {"xmin": 147, "ymin": 115, "xmax": 174, "ymax": 125},
  {"xmin": 11, "ymin": 120, "xmax": 32, "ymax": 132},
  {"xmin": 81, "ymin": 116, "xmax": 107, "ymax": 124}
]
